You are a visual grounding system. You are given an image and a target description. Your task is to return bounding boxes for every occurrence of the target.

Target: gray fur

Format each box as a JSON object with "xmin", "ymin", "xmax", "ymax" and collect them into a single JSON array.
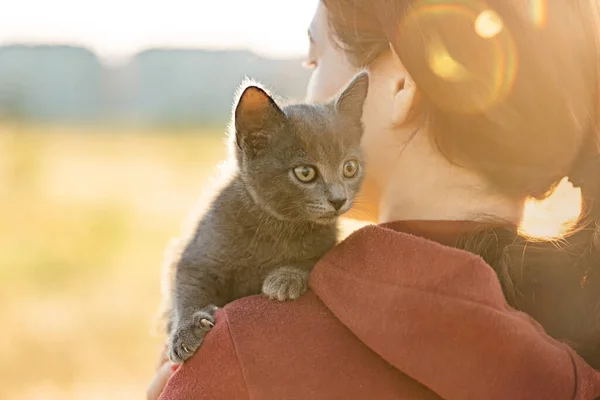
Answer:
[{"xmin": 167, "ymin": 72, "xmax": 369, "ymax": 363}]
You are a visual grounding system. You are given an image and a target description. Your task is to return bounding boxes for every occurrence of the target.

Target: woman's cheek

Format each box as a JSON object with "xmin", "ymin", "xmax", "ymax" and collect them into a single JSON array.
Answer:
[
  {"xmin": 305, "ymin": 55, "xmax": 358, "ymax": 103},
  {"xmin": 306, "ymin": 66, "xmax": 341, "ymax": 103},
  {"xmin": 305, "ymin": 68, "xmax": 326, "ymax": 103}
]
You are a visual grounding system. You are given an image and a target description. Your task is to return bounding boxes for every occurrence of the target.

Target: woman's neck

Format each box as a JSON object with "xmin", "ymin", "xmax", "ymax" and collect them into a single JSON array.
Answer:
[
  {"xmin": 375, "ymin": 133, "xmax": 525, "ymax": 225},
  {"xmin": 378, "ymin": 183, "xmax": 524, "ymax": 224}
]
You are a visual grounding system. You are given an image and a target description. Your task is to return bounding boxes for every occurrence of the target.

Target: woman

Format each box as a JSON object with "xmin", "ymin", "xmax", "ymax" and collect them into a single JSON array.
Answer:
[{"xmin": 149, "ymin": 1, "xmax": 600, "ymax": 398}]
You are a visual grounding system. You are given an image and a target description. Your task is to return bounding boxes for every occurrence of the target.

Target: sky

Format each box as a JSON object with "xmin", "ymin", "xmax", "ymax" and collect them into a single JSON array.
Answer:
[{"xmin": 0, "ymin": 0, "xmax": 318, "ymax": 62}]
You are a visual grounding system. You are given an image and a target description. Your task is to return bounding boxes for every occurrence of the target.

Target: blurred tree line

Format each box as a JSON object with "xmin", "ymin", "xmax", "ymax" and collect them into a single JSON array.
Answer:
[{"xmin": 0, "ymin": 45, "xmax": 310, "ymax": 127}]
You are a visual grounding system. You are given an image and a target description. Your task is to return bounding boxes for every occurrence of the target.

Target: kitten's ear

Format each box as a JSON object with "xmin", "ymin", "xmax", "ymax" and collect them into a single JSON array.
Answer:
[
  {"xmin": 234, "ymin": 85, "xmax": 285, "ymax": 156},
  {"xmin": 335, "ymin": 72, "xmax": 369, "ymax": 119}
]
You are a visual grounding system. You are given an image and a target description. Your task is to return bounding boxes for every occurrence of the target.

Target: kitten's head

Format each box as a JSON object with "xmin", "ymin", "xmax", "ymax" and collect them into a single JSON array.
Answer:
[{"xmin": 233, "ymin": 72, "xmax": 368, "ymax": 224}]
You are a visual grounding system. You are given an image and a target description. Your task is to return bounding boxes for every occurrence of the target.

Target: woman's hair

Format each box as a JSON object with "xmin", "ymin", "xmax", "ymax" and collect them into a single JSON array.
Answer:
[{"xmin": 323, "ymin": 0, "xmax": 600, "ymax": 367}]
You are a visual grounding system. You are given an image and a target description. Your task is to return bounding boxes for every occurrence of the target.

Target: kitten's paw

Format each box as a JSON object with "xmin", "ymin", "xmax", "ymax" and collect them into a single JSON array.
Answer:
[
  {"xmin": 262, "ymin": 267, "xmax": 308, "ymax": 302},
  {"xmin": 167, "ymin": 306, "xmax": 218, "ymax": 363}
]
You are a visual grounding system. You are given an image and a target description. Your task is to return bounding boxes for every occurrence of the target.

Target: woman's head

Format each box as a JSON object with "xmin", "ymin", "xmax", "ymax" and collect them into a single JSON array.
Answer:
[
  {"xmin": 316, "ymin": 0, "xmax": 600, "ymax": 367},
  {"xmin": 320, "ymin": 0, "xmax": 599, "ymax": 221}
]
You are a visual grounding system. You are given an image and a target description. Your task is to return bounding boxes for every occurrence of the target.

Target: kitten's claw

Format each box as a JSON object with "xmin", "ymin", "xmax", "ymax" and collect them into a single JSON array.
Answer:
[
  {"xmin": 200, "ymin": 318, "xmax": 215, "ymax": 329},
  {"xmin": 262, "ymin": 267, "xmax": 308, "ymax": 302},
  {"xmin": 167, "ymin": 307, "xmax": 218, "ymax": 363}
]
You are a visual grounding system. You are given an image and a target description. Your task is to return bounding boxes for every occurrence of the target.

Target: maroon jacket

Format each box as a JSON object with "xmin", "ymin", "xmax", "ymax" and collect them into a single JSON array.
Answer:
[{"xmin": 159, "ymin": 222, "xmax": 600, "ymax": 399}]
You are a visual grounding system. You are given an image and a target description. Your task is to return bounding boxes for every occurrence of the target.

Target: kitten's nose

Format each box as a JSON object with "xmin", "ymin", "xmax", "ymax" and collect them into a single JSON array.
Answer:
[{"xmin": 329, "ymin": 197, "xmax": 347, "ymax": 211}]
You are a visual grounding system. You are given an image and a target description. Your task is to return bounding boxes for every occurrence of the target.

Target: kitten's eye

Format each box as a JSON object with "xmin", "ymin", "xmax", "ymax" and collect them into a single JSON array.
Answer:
[
  {"xmin": 343, "ymin": 160, "xmax": 359, "ymax": 178},
  {"xmin": 293, "ymin": 166, "xmax": 317, "ymax": 183}
]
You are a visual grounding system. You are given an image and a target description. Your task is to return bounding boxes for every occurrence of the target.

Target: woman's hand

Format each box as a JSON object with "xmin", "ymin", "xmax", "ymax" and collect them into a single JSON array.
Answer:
[{"xmin": 147, "ymin": 349, "xmax": 180, "ymax": 400}]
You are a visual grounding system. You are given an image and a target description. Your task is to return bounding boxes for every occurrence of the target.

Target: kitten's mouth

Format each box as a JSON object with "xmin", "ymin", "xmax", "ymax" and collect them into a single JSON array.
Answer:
[{"xmin": 313, "ymin": 213, "xmax": 339, "ymax": 224}]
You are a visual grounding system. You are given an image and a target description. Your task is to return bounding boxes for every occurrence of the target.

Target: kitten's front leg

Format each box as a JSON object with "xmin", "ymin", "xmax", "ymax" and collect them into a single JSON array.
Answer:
[
  {"xmin": 168, "ymin": 304, "xmax": 218, "ymax": 363},
  {"xmin": 262, "ymin": 264, "xmax": 314, "ymax": 302},
  {"xmin": 168, "ymin": 260, "xmax": 228, "ymax": 363}
]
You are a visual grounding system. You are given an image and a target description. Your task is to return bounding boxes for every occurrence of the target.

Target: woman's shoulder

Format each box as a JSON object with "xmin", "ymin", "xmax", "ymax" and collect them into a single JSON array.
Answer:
[
  {"xmin": 220, "ymin": 291, "xmax": 327, "ymax": 328},
  {"xmin": 218, "ymin": 290, "xmax": 347, "ymax": 349},
  {"xmin": 160, "ymin": 296, "xmax": 309, "ymax": 400},
  {"xmin": 317, "ymin": 222, "xmax": 508, "ymax": 308},
  {"xmin": 160, "ymin": 292, "xmax": 383, "ymax": 400}
]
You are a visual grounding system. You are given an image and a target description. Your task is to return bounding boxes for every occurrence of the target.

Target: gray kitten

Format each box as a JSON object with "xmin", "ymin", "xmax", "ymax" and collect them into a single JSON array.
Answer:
[{"xmin": 167, "ymin": 72, "xmax": 369, "ymax": 363}]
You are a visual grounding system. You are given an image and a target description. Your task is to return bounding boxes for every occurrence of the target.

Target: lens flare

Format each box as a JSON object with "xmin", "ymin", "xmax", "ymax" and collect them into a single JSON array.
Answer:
[
  {"xmin": 475, "ymin": 9, "xmax": 503, "ymax": 38},
  {"xmin": 427, "ymin": 36, "xmax": 470, "ymax": 82},
  {"xmin": 528, "ymin": 0, "xmax": 547, "ymax": 27},
  {"xmin": 403, "ymin": 0, "xmax": 518, "ymax": 113}
]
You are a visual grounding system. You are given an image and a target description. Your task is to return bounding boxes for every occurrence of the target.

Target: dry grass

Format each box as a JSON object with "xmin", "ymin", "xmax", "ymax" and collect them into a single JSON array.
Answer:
[{"xmin": 0, "ymin": 123, "xmax": 582, "ymax": 399}]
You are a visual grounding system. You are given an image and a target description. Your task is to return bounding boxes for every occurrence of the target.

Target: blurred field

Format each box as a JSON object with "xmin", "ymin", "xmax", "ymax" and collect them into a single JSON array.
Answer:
[
  {"xmin": 0, "ymin": 123, "xmax": 582, "ymax": 400},
  {"xmin": 0, "ymin": 124, "xmax": 229, "ymax": 400}
]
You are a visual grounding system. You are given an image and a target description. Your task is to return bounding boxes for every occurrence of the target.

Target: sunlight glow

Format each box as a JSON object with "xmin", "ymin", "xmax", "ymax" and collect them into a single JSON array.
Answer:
[
  {"xmin": 475, "ymin": 9, "xmax": 503, "ymax": 39},
  {"xmin": 519, "ymin": 179, "xmax": 582, "ymax": 239}
]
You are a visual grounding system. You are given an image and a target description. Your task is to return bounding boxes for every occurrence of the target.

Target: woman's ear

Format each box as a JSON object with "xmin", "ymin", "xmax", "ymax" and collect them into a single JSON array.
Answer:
[
  {"xmin": 389, "ymin": 46, "xmax": 418, "ymax": 126},
  {"xmin": 391, "ymin": 74, "xmax": 417, "ymax": 126}
]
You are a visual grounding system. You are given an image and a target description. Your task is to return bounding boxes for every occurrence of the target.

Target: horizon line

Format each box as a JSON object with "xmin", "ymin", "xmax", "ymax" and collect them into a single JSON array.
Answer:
[{"xmin": 0, "ymin": 41, "xmax": 306, "ymax": 67}]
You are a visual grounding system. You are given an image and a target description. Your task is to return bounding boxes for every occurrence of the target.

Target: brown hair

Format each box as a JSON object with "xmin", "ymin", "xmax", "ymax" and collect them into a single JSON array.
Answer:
[{"xmin": 323, "ymin": 0, "xmax": 600, "ymax": 367}]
